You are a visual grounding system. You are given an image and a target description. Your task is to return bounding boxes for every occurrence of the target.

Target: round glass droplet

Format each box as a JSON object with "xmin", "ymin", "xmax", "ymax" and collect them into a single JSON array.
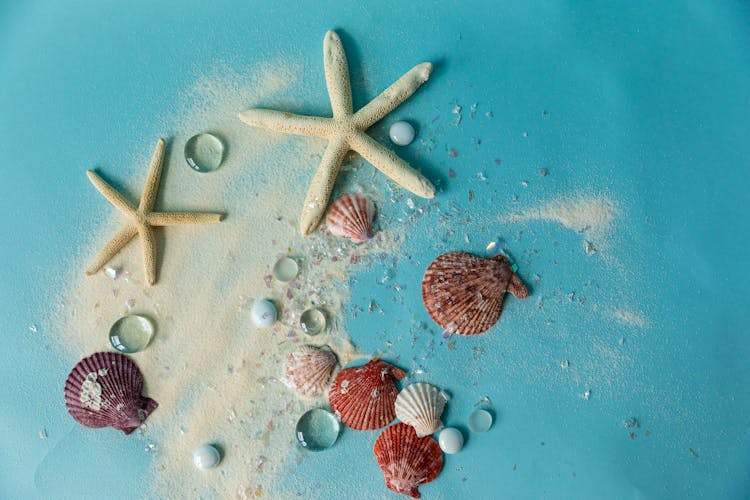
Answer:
[
  {"xmin": 300, "ymin": 308, "xmax": 326, "ymax": 336},
  {"xmin": 295, "ymin": 408, "xmax": 340, "ymax": 451},
  {"xmin": 251, "ymin": 299, "xmax": 277, "ymax": 328},
  {"xmin": 109, "ymin": 314, "xmax": 155, "ymax": 353},
  {"xmin": 468, "ymin": 409, "xmax": 493, "ymax": 433},
  {"xmin": 438, "ymin": 427, "xmax": 464, "ymax": 454},
  {"xmin": 273, "ymin": 257, "xmax": 299, "ymax": 282},
  {"xmin": 185, "ymin": 133, "xmax": 224, "ymax": 173},
  {"xmin": 389, "ymin": 121, "xmax": 416, "ymax": 146},
  {"xmin": 193, "ymin": 444, "xmax": 221, "ymax": 470}
]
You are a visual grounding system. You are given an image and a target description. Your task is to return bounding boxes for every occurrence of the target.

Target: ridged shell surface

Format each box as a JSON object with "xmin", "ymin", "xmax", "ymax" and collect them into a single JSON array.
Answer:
[
  {"xmin": 328, "ymin": 359, "xmax": 406, "ymax": 430},
  {"xmin": 64, "ymin": 352, "xmax": 158, "ymax": 434},
  {"xmin": 421, "ymin": 252, "xmax": 529, "ymax": 335},
  {"xmin": 325, "ymin": 194, "xmax": 375, "ymax": 243},
  {"xmin": 284, "ymin": 344, "xmax": 339, "ymax": 398},
  {"xmin": 373, "ymin": 422, "xmax": 443, "ymax": 498},
  {"xmin": 395, "ymin": 383, "xmax": 446, "ymax": 437}
]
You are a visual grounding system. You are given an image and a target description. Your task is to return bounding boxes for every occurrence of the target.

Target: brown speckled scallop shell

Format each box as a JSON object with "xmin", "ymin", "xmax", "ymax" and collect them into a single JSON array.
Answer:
[
  {"xmin": 421, "ymin": 252, "xmax": 529, "ymax": 335},
  {"xmin": 373, "ymin": 422, "xmax": 443, "ymax": 498}
]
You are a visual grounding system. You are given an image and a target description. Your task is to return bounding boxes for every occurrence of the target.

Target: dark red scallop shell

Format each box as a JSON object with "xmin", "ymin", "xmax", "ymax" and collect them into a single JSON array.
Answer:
[
  {"xmin": 373, "ymin": 422, "xmax": 443, "ymax": 498},
  {"xmin": 64, "ymin": 352, "xmax": 157, "ymax": 434},
  {"xmin": 328, "ymin": 359, "xmax": 406, "ymax": 430}
]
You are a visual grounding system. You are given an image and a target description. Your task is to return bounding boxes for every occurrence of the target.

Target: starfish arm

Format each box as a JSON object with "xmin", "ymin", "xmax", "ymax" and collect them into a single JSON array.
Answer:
[
  {"xmin": 353, "ymin": 62, "xmax": 433, "ymax": 129},
  {"xmin": 139, "ymin": 138, "xmax": 166, "ymax": 213},
  {"xmin": 238, "ymin": 109, "xmax": 334, "ymax": 138},
  {"xmin": 299, "ymin": 135, "xmax": 349, "ymax": 236},
  {"xmin": 137, "ymin": 224, "xmax": 158, "ymax": 286},
  {"xmin": 349, "ymin": 131, "xmax": 435, "ymax": 198},
  {"xmin": 323, "ymin": 30, "xmax": 353, "ymax": 119},
  {"xmin": 85, "ymin": 224, "xmax": 138, "ymax": 275},
  {"xmin": 147, "ymin": 212, "xmax": 224, "ymax": 226},
  {"xmin": 86, "ymin": 170, "xmax": 137, "ymax": 217}
]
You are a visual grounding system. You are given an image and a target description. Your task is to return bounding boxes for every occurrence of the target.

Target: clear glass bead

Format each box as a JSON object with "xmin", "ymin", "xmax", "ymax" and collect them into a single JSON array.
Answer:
[
  {"xmin": 273, "ymin": 257, "xmax": 299, "ymax": 282},
  {"xmin": 295, "ymin": 409, "xmax": 340, "ymax": 451},
  {"xmin": 109, "ymin": 314, "xmax": 155, "ymax": 353},
  {"xmin": 185, "ymin": 133, "xmax": 224, "ymax": 173},
  {"xmin": 300, "ymin": 308, "xmax": 326, "ymax": 336}
]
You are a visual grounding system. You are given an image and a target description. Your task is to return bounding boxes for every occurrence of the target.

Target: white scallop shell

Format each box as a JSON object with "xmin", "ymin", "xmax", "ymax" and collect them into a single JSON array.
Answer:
[{"xmin": 394, "ymin": 383, "xmax": 447, "ymax": 437}]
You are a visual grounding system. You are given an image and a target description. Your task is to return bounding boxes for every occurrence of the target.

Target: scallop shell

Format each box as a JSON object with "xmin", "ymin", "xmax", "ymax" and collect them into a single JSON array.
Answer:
[
  {"xmin": 328, "ymin": 359, "xmax": 406, "ymax": 430},
  {"xmin": 373, "ymin": 422, "xmax": 443, "ymax": 498},
  {"xmin": 421, "ymin": 252, "xmax": 530, "ymax": 336},
  {"xmin": 284, "ymin": 344, "xmax": 339, "ymax": 398},
  {"xmin": 395, "ymin": 383, "xmax": 447, "ymax": 437},
  {"xmin": 325, "ymin": 194, "xmax": 376, "ymax": 243},
  {"xmin": 64, "ymin": 352, "xmax": 158, "ymax": 434}
]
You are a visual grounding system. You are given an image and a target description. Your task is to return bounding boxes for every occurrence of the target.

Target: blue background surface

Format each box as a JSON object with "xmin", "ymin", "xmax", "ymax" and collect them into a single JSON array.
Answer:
[{"xmin": 1, "ymin": 1, "xmax": 749, "ymax": 498}]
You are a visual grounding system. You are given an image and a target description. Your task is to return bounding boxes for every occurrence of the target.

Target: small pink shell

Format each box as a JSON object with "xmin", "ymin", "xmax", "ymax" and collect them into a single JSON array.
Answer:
[
  {"xmin": 373, "ymin": 422, "xmax": 443, "ymax": 498},
  {"xmin": 325, "ymin": 194, "xmax": 376, "ymax": 243},
  {"xmin": 64, "ymin": 352, "xmax": 158, "ymax": 435},
  {"xmin": 328, "ymin": 359, "xmax": 406, "ymax": 430},
  {"xmin": 285, "ymin": 345, "xmax": 339, "ymax": 398}
]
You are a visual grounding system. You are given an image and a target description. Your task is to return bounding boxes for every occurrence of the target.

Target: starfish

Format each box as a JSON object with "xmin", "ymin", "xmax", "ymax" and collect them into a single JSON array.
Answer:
[
  {"xmin": 85, "ymin": 138, "xmax": 224, "ymax": 285},
  {"xmin": 239, "ymin": 30, "xmax": 436, "ymax": 236}
]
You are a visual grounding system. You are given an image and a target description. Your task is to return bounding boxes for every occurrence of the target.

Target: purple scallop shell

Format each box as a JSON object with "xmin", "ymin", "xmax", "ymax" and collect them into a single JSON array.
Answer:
[{"xmin": 64, "ymin": 352, "xmax": 158, "ymax": 434}]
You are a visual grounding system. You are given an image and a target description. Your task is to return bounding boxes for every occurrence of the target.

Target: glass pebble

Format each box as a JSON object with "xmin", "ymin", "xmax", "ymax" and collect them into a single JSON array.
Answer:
[
  {"xmin": 185, "ymin": 133, "xmax": 224, "ymax": 173},
  {"xmin": 438, "ymin": 427, "xmax": 464, "ymax": 454},
  {"xmin": 295, "ymin": 408, "xmax": 340, "ymax": 451},
  {"xmin": 104, "ymin": 266, "xmax": 121, "ymax": 280},
  {"xmin": 251, "ymin": 299, "xmax": 277, "ymax": 328},
  {"xmin": 389, "ymin": 121, "xmax": 415, "ymax": 146},
  {"xmin": 468, "ymin": 409, "xmax": 493, "ymax": 433},
  {"xmin": 109, "ymin": 314, "xmax": 155, "ymax": 353},
  {"xmin": 193, "ymin": 444, "xmax": 221, "ymax": 470},
  {"xmin": 273, "ymin": 257, "xmax": 299, "ymax": 282},
  {"xmin": 300, "ymin": 308, "xmax": 326, "ymax": 336}
]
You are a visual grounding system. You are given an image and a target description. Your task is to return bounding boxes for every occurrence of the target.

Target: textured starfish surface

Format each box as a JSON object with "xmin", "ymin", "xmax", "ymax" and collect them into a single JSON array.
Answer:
[
  {"xmin": 86, "ymin": 138, "xmax": 224, "ymax": 285},
  {"xmin": 239, "ymin": 30, "xmax": 435, "ymax": 236}
]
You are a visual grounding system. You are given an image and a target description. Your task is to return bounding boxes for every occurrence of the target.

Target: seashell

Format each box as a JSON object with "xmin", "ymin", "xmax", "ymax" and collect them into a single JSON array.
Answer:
[
  {"xmin": 325, "ymin": 194, "xmax": 376, "ymax": 243},
  {"xmin": 328, "ymin": 359, "xmax": 406, "ymax": 430},
  {"xmin": 373, "ymin": 422, "xmax": 443, "ymax": 498},
  {"xmin": 284, "ymin": 345, "xmax": 339, "ymax": 398},
  {"xmin": 64, "ymin": 352, "xmax": 158, "ymax": 434},
  {"xmin": 395, "ymin": 383, "xmax": 447, "ymax": 437},
  {"xmin": 421, "ymin": 251, "xmax": 530, "ymax": 336}
]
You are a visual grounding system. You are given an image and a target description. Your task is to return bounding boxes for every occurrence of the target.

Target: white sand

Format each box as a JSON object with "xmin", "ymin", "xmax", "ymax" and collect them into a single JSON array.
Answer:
[
  {"xmin": 612, "ymin": 308, "xmax": 649, "ymax": 328},
  {"xmin": 47, "ymin": 60, "xmax": 409, "ymax": 499},
  {"xmin": 505, "ymin": 193, "xmax": 618, "ymax": 252}
]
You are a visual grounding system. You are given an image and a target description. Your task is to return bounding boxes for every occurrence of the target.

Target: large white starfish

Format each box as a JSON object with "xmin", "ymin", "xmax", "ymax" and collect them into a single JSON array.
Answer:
[
  {"xmin": 239, "ymin": 30, "xmax": 436, "ymax": 236},
  {"xmin": 86, "ymin": 138, "xmax": 224, "ymax": 285}
]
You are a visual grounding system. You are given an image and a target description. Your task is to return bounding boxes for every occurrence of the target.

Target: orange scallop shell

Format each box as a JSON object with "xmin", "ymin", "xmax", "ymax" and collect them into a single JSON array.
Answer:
[
  {"xmin": 284, "ymin": 344, "xmax": 339, "ymax": 398},
  {"xmin": 328, "ymin": 359, "xmax": 406, "ymax": 430},
  {"xmin": 373, "ymin": 422, "xmax": 443, "ymax": 498},
  {"xmin": 325, "ymin": 194, "xmax": 376, "ymax": 243},
  {"xmin": 421, "ymin": 252, "xmax": 529, "ymax": 335}
]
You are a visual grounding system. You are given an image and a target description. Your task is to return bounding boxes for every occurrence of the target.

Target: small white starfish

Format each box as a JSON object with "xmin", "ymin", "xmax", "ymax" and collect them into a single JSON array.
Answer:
[
  {"xmin": 86, "ymin": 138, "xmax": 224, "ymax": 285},
  {"xmin": 239, "ymin": 30, "xmax": 436, "ymax": 236}
]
